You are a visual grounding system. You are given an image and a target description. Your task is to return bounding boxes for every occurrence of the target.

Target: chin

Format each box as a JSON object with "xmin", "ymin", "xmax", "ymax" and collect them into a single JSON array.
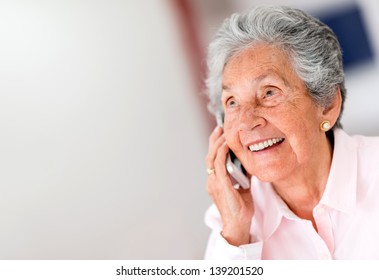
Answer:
[
  {"xmin": 253, "ymin": 173, "xmax": 276, "ymax": 183},
  {"xmin": 244, "ymin": 157, "xmax": 294, "ymax": 183},
  {"xmin": 250, "ymin": 168, "xmax": 288, "ymax": 183}
]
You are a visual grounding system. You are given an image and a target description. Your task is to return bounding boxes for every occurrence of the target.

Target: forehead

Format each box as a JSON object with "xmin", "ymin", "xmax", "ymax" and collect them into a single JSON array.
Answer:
[{"xmin": 222, "ymin": 44, "xmax": 301, "ymax": 88}]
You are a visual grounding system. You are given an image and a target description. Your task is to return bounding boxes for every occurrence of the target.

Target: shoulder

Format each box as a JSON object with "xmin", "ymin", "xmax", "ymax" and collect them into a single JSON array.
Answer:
[
  {"xmin": 352, "ymin": 134, "xmax": 379, "ymax": 150},
  {"xmin": 332, "ymin": 129, "xmax": 379, "ymax": 214},
  {"xmin": 333, "ymin": 129, "xmax": 379, "ymax": 183},
  {"xmin": 341, "ymin": 131, "xmax": 379, "ymax": 196},
  {"xmin": 350, "ymin": 133, "xmax": 379, "ymax": 163},
  {"xmin": 334, "ymin": 129, "xmax": 379, "ymax": 158}
]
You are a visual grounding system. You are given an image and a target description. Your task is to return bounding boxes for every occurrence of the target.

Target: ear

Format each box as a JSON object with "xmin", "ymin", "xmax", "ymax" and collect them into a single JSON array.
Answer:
[{"xmin": 322, "ymin": 87, "xmax": 342, "ymax": 128}]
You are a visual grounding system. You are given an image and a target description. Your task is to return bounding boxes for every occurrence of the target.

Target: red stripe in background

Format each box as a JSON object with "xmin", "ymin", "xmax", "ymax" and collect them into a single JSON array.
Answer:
[{"xmin": 170, "ymin": 0, "xmax": 215, "ymax": 131}]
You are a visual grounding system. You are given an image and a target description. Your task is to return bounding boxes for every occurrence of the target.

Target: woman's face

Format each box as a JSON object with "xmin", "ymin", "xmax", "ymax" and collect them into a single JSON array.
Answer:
[{"xmin": 222, "ymin": 44, "xmax": 327, "ymax": 183}]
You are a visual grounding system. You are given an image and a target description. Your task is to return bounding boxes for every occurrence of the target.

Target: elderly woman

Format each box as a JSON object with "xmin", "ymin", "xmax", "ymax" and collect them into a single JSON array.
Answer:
[{"xmin": 204, "ymin": 6, "xmax": 379, "ymax": 259}]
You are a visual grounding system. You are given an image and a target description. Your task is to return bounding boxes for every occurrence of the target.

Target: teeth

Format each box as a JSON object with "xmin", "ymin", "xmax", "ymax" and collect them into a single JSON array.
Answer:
[{"xmin": 248, "ymin": 138, "xmax": 284, "ymax": 152}]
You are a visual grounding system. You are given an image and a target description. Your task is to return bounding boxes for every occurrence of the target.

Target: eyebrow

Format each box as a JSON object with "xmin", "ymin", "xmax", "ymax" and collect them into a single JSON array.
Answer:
[
  {"xmin": 222, "ymin": 71, "xmax": 289, "ymax": 91},
  {"xmin": 222, "ymin": 73, "xmax": 272, "ymax": 93}
]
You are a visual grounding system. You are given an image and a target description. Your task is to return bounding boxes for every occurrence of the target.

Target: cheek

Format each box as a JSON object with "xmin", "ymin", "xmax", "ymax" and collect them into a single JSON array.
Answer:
[
  {"xmin": 281, "ymin": 113, "xmax": 320, "ymax": 161},
  {"xmin": 223, "ymin": 115, "xmax": 239, "ymax": 148},
  {"xmin": 223, "ymin": 126, "xmax": 235, "ymax": 148}
]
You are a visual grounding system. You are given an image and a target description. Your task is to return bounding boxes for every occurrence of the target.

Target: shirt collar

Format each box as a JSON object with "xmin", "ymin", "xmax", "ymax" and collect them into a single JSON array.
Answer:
[
  {"xmin": 251, "ymin": 177, "xmax": 299, "ymax": 240},
  {"xmin": 319, "ymin": 129, "xmax": 357, "ymax": 214}
]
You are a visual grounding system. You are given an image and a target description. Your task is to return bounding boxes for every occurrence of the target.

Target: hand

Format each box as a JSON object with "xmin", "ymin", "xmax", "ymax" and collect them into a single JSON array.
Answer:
[{"xmin": 206, "ymin": 126, "xmax": 254, "ymax": 246}]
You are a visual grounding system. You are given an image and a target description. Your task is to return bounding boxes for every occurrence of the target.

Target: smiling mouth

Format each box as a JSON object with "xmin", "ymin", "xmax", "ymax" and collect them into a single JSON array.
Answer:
[{"xmin": 248, "ymin": 138, "xmax": 285, "ymax": 152}]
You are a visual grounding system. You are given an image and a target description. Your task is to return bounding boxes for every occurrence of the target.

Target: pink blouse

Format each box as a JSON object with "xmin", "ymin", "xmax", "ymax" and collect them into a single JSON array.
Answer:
[{"xmin": 205, "ymin": 129, "xmax": 379, "ymax": 259}]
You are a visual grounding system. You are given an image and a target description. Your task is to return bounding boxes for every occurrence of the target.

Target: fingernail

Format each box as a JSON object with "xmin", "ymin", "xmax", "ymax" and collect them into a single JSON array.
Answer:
[{"xmin": 215, "ymin": 126, "xmax": 223, "ymax": 132}]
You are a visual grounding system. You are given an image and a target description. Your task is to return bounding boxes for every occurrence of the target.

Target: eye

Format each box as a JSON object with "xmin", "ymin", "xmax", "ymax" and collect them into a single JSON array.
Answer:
[
  {"xmin": 264, "ymin": 89, "xmax": 277, "ymax": 98},
  {"xmin": 226, "ymin": 98, "xmax": 238, "ymax": 108}
]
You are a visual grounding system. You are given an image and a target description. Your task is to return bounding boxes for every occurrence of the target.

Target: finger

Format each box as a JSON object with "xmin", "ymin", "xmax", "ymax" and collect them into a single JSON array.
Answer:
[
  {"xmin": 205, "ymin": 135, "xmax": 225, "ymax": 168},
  {"xmin": 214, "ymin": 142, "xmax": 230, "ymax": 179},
  {"xmin": 205, "ymin": 126, "xmax": 223, "ymax": 168},
  {"xmin": 208, "ymin": 126, "xmax": 223, "ymax": 148},
  {"xmin": 206, "ymin": 141, "xmax": 228, "ymax": 197}
]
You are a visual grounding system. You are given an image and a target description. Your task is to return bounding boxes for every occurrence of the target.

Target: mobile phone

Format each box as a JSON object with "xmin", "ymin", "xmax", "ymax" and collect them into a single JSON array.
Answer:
[{"xmin": 216, "ymin": 112, "xmax": 250, "ymax": 189}]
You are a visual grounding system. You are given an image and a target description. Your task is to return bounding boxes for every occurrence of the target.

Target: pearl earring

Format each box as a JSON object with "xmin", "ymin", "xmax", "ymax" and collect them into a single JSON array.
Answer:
[{"xmin": 320, "ymin": 120, "xmax": 331, "ymax": 131}]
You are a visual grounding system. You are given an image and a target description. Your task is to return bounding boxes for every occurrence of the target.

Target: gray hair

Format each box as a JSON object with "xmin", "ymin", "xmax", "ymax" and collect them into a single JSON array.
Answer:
[{"xmin": 206, "ymin": 6, "xmax": 346, "ymax": 128}]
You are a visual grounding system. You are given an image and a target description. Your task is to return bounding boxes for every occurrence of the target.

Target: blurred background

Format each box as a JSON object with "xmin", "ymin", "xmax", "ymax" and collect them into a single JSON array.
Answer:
[{"xmin": 0, "ymin": 0, "xmax": 378, "ymax": 259}]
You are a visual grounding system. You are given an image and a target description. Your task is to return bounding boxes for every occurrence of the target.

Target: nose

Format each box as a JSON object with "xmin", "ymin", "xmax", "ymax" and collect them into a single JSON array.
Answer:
[{"xmin": 238, "ymin": 106, "xmax": 267, "ymax": 131}]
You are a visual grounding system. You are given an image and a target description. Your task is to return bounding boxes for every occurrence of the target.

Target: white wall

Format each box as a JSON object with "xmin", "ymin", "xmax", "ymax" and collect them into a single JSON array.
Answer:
[{"xmin": 0, "ymin": 0, "xmax": 211, "ymax": 259}]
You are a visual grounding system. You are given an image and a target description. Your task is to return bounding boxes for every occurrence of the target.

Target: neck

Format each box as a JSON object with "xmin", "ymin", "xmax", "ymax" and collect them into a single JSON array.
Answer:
[{"xmin": 272, "ymin": 133, "xmax": 333, "ymax": 224}]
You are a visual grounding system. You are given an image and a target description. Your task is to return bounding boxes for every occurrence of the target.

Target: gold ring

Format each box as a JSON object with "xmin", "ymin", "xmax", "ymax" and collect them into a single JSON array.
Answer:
[{"xmin": 206, "ymin": 168, "xmax": 215, "ymax": 175}]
